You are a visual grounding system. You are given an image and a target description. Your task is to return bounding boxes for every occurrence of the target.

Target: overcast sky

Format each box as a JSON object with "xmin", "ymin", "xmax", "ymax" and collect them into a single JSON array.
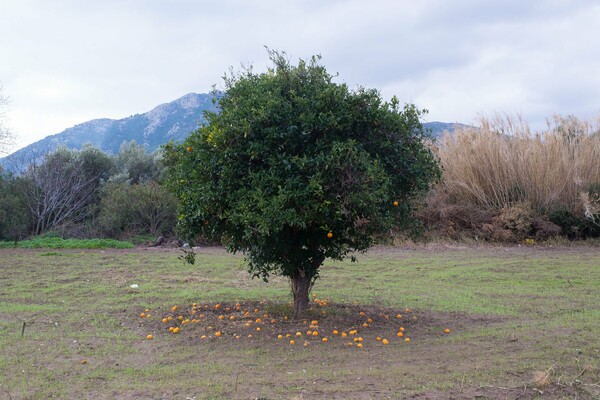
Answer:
[{"xmin": 1, "ymin": 0, "xmax": 600, "ymax": 151}]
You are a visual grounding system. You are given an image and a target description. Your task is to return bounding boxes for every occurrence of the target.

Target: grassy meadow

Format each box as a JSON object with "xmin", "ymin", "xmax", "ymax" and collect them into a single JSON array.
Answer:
[{"xmin": 1, "ymin": 245, "xmax": 599, "ymax": 399}]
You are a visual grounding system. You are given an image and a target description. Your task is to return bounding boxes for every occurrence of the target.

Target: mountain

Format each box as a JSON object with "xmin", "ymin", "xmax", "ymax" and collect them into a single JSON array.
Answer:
[
  {"xmin": 424, "ymin": 121, "xmax": 471, "ymax": 138},
  {"xmin": 1, "ymin": 93, "xmax": 466, "ymax": 172},
  {"xmin": 1, "ymin": 92, "xmax": 218, "ymax": 172}
]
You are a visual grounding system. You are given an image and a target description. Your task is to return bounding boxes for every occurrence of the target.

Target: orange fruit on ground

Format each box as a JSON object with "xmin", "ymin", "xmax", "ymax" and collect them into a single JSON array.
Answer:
[
  {"xmin": 296, "ymin": 332, "xmax": 302, "ymax": 337},
  {"xmin": 215, "ymin": 304, "xmax": 221, "ymax": 310},
  {"xmin": 312, "ymin": 331, "xmax": 319, "ymax": 337},
  {"xmin": 341, "ymin": 332, "xmax": 348, "ymax": 338},
  {"xmin": 245, "ymin": 322, "xmax": 251, "ymax": 327},
  {"xmin": 306, "ymin": 330, "xmax": 312, "ymax": 335},
  {"xmin": 405, "ymin": 308, "xmax": 411, "ymax": 313},
  {"xmin": 397, "ymin": 332, "xmax": 404, "ymax": 337},
  {"xmin": 286, "ymin": 333, "xmax": 291, "ymax": 338},
  {"xmin": 277, "ymin": 335, "xmax": 283, "ymax": 340},
  {"xmin": 399, "ymin": 327, "xmax": 405, "ymax": 332},
  {"xmin": 215, "ymin": 331, "xmax": 222, "ymax": 337},
  {"xmin": 359, "ymin": 311, "xmax": 365, "ymax": 317},
  {"xmin": 322, "ymin": 337, "xmax": 328, "ymax": 342},
  {"xmin": 146, "ymin": 334, "xmax": 153, "ymax": 340},
  {"xmin": 80, "ymin": 359, "xmax": 87, "ymax": 365},
  {"xmin": 271, "ymin": 319, "xmax": 276, "ymax": 324},
  {"xmin": 290, "ymin": 340, "xmax": 295, "ymax": 345},
  {"xmin": 218, "ymin": 315, "xmax": 225, "ymax": 320},
  {"xmin": 376, "ymin": 337, "xmax": 381, "ymax": 341},
  {"xmin": 140, "ymin": 313, "xmax": 146, "ymax": 318},
  {"xmin": 200, "ymin": 335, "xmax": 207, "ymax": 339},
  {"xmin": 362, "ymin": 323, "xmax": 369, "ymax": 328},
  {"xmin": 382, "ymin": 339, "xmax": 389, "ymax": 345},
  {"xmin": 256, "ymin": 327, "xmax": 261, "ymax": 331},
  {"xmin": 167, "ymin": 316, "xmax": 173, "ymax": 321},
  {"xmin": 311, "ymin": 320, "xmax": 318, "ymax": 325},
  {"xmin": 396, "ymin": 314, "xmax": 402, "ymax": 319},
  {"xmin": 444, "ymin": 329, "xmax": 451, "ymax": 334},
  {"xmin": 327, "ymin": 232, "xmax": 333, "ymax": 238},
  {"xmin": 357, "ymin": 343, "xmax": 363, "ymax": 348},
  {"xmin": 255, "ymin": 318, "xmax": 262, "ymax": 323},
  {"xmin": 172, "ymin": 305, "xmax": 178, "ymax": 312},
  {"xmin": 162, "ymin": 318, "xmax": 168, "ymax": 323},
  {"xmin": 248, "ymin": 334, "xmax": 253, "ymax": 338},
  {"xmin": 230, "ymin": 316, "xmax": 236, "ymax": 321},
  {"xmin": 172, "ymin": 327, "xmax": 180, "ymax": 334},
  {"xmin": 405, "ymin": 338, "xmax": 411, "ymax": 343},
  {"xmin": 333, "ymin": 330, "xmax": 339, "ymax": 335}
]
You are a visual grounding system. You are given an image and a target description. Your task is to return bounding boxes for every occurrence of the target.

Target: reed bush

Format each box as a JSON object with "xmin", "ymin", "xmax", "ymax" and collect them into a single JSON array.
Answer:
[{"xmin": 428, "ymin": 114, "xmax": 600, "ymax": 239}]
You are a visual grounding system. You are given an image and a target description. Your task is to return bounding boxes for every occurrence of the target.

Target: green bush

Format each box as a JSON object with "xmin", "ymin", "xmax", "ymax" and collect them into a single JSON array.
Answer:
[
  {"xmin": 548, "ymin": 207, "xmax": 600, "ymax": 239},
  {"xmin": 98, "ymin": 181, "xmax": 177, "ymax": 237},
  {"xmin": 0, "ymin": 175, "xmax": 31, "ymax": 240}
]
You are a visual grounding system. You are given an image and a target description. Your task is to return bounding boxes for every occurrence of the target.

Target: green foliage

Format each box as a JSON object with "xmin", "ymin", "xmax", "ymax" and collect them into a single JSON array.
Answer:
[
  {"xmin": 113, "ymin": 141, "xmax": 160, "ymax": 184},
  {"xmin": 549, "ymin": 206, "xmax": 600, "ymax": 239},
  {"xmin": 0, "ymin": 236, "xmax": 133, "ymax": 249},
  {"xmin": 98, "ymin": 181, "xmax": 177, "ymax": 237},
  {"xmin": 165, "ymin": 50, "xmax": 440, "ymax": 284},
  {"xmin": 0, "ymin": 174, "xmax": 31, "ymax": 240}
]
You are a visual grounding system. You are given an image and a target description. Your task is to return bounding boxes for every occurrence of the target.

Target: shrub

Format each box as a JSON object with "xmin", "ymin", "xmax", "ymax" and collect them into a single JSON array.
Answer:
[
  {"xmin": 0, "ymin": 174, "xmax": 31, "ymax": 240},
  {"xmin": 98, "ymin": 182, "xmax": 177, "ymax": 237}
]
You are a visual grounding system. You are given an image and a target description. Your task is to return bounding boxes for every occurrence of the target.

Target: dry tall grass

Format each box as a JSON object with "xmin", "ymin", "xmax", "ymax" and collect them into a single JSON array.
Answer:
[{"xmin": 437, "ymin": 114, "xmax": 600, "ymax": 216}]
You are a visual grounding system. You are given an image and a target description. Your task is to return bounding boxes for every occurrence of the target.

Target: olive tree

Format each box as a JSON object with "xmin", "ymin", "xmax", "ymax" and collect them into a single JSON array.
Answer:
[{"xmin": 165, "ymin": 51, "xmax": 440, "ymax": 317}]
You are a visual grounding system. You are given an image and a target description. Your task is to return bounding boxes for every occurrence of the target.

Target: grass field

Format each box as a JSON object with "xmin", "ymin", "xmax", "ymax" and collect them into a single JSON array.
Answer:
[{"xmin": 1, "ymin": 245, "xmax": 599, "ymax": 399}]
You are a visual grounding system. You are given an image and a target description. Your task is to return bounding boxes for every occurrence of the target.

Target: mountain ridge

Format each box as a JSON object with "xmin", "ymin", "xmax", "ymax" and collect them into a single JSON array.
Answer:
[{"xmin": 1, "ymin": 93, "xmax": 466, "ymax": 172}]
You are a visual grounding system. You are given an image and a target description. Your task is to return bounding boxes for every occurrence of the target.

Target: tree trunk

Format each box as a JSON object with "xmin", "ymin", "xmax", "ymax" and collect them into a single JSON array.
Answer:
[{"xmin": 291, "ymin": 268, "xmax": 311, "ymax": 319}]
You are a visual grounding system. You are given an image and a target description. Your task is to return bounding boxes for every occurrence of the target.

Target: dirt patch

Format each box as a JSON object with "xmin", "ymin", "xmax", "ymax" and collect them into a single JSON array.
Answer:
[{"xmin": 137, "ymin": 300, "xmax": 503, "ymax": 347}]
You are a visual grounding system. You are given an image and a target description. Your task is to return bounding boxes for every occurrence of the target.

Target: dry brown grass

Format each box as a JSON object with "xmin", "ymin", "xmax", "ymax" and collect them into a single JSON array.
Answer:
[{"xmin": 436, "ymin": 114, "xmax": 600, "ymax": 216}]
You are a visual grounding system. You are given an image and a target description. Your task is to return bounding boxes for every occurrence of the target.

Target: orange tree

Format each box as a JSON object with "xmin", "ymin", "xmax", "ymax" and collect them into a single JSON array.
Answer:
[{"xmin": 164, "ymin": 51, "xmax": 440, "ymax": 318}]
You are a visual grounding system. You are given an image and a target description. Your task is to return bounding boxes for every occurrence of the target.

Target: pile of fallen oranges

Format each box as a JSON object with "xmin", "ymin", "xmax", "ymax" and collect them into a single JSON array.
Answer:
[{"xmin": 139, "ymin": 297, "xmax": 452, "ymax": 349}]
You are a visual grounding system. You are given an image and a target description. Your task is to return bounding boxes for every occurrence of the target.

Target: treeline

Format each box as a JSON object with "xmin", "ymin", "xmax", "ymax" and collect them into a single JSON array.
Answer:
[
  {"xmin": 0, "ymin": 141, "xmax": 177, "ymax": 241},
  {"xmin": 2, "ymin": 114, "xmax": 600, "ymax": 244}
]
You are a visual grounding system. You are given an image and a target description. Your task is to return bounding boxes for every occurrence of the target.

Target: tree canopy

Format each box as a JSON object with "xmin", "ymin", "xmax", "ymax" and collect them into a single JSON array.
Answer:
[{"xmin": 165, "ymin": 51, "xmax": 441, "ymax": 317}]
